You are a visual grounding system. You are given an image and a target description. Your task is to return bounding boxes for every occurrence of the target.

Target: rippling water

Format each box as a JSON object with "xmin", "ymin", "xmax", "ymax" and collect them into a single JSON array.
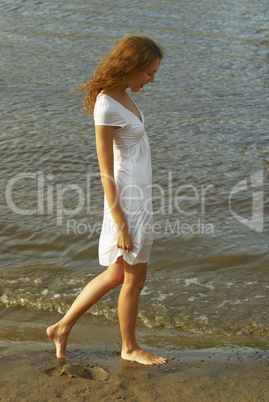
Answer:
[{"xmin": 1, "ymin": 0, "xmax": 268, "ymax": 344}]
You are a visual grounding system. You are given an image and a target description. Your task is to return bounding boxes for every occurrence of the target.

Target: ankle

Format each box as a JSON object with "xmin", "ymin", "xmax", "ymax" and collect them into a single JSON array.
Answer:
[
  {"xmin": 121, "ymin": 342, "xmax": 139, "ymax": 354},
  {"xmin": 54, "ymin": 322, "xmax": 70, "ymax": 336}
]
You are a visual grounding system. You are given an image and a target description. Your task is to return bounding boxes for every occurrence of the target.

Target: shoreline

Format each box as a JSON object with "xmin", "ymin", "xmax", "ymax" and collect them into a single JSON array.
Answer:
[
  {"xmin": 1, "ymin": 311, "xmax": 269, "ymax": 401},
  {"xmin": 1, "ymin": 339, "xmax": 269, "ymax": 402}
]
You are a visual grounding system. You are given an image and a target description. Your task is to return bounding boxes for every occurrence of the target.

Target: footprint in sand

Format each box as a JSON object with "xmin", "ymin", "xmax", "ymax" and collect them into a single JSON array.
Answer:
[{"xmin": 45, "ymin": 362, "xmax": 109, "ymax": 381}]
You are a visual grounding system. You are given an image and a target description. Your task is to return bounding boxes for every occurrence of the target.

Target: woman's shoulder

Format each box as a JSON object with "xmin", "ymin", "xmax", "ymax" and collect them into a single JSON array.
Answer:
[
  {"xmin": 94, "ymin": 93, "xmax": 126, "ymax": 127},
  {"xmin": 95, "ymin": 92, "xmax": 112, "ymax": 107}
]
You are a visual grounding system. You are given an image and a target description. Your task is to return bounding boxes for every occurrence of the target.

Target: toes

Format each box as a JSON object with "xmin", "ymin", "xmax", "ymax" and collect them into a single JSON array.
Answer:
[
  {"xmin": 121, "ymin": 349, "xmax": 167, "ymax": 366},
  {"xmin": 144, "ymin": 353, "xmax": 168, "ymax": 365},
  {"xmin": 154, "ymin": 356, "xmax": 168, "ymax": 365}
]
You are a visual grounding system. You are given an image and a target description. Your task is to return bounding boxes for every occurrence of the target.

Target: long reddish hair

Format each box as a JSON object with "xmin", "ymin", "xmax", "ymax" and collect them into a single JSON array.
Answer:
[{"xmin": 81, "ymin": 34, "xmax": 164, "ymax": 114}]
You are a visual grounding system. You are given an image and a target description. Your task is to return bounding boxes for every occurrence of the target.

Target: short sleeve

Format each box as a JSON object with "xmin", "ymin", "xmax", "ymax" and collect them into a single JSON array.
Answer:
[{"xmin": 94, "ymin": 96, "xmax": 126, "ymax": 128}]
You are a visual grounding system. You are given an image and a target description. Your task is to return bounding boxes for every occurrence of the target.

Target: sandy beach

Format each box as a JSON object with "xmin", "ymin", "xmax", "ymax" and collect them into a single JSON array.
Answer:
[{"xmin": 1, "ymin": 312, "xmax": 268, "ymax": 402}]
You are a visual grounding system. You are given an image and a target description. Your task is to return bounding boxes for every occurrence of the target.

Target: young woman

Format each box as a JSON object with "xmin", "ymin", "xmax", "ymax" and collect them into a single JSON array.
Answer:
[{"xmin": 47, "ymin": 34, "xmax": 167, "ymax": 366}]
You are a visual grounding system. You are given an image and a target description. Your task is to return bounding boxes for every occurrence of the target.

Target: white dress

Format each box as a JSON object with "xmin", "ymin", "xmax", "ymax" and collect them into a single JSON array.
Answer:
[{"xmin": 94, "ymin": 93, "xmax": 153, "ymax": 266}]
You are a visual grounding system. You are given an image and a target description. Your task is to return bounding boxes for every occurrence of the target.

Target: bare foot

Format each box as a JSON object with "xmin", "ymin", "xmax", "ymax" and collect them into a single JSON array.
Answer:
[
  {"xmin": 46, "ymin": 324, "xmax": 70, "ymax": 359},
  {"xmin": 121, "ymin": 347, "xmax": 168, "ymax": 366}
]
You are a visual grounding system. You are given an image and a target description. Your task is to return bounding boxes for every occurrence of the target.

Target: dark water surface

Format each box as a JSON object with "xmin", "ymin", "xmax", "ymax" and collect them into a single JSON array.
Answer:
[{"xmin": 1, "ymin": 0, "xmax": 268, "ymax": 345}]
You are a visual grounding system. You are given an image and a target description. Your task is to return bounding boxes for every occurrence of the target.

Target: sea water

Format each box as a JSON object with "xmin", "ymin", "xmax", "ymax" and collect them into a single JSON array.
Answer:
[{"xmin": 1, "ymin": 0, "xmax": 268, "ymax": 345}]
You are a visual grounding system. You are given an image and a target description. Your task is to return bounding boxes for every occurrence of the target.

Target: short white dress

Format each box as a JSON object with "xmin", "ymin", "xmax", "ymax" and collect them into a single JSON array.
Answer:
[{"xmin": 94, "ymin": 93, "xmax": 153, "ymax": 266}]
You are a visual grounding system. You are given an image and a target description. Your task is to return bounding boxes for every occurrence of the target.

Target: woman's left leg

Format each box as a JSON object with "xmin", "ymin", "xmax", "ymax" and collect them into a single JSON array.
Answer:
[{"xmin": 118, "ymin": 260, "xmax": 167, "ymax": 365}]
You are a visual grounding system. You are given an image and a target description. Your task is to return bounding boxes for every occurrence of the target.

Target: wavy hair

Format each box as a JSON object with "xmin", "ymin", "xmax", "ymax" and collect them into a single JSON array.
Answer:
[{"xmin": 81, "ymin": 34, "xmax": 164, "ymax": 114}]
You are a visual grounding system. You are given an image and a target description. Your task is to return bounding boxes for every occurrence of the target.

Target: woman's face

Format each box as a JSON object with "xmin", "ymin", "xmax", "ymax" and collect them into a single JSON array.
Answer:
[{"xmin": 128, "ymin": 59, "xmax": 160, "ymax": 92}]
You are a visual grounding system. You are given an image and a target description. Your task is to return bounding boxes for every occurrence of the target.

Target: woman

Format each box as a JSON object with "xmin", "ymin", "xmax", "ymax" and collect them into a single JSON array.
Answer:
[{"xmin": 47, "ymin": 34, "xmax": 167, "ymax": 366}]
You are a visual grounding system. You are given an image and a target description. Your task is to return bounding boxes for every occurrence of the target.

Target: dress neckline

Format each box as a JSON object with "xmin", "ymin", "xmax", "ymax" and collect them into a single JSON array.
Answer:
[{"xmin": 100, "ymin": 93, "xmax": 143, "ymax": 124}]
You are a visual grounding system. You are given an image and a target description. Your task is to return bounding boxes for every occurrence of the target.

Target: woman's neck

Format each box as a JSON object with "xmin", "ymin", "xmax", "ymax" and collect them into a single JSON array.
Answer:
[{"xmin": 101, "ymin": 84, "xmax": 128, "ymax": 100}]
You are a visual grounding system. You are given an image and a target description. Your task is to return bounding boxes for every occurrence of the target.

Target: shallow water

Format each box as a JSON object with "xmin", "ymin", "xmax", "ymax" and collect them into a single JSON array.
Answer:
[{"xmin": 1, "ymin": 0, "xmax": 268, "ymax": 344}]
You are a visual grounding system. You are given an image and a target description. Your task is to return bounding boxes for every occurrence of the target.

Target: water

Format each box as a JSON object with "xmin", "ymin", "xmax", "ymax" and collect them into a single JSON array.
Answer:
[{"xmin": 1, "ymin": 0, "xmax": 269, "ymax": 346}]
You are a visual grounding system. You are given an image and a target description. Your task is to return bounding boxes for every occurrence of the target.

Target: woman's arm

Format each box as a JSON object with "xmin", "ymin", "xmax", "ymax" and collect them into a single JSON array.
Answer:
[{"xmin": 95, "ymin": 125, "xmax": 133, "ymax": 252}]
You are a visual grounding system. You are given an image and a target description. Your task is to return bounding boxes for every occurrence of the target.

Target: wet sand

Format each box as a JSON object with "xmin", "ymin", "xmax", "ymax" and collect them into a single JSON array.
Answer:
[{"xmin": 1, "ymin": 313, "xmax": 269, "ymax": 402}]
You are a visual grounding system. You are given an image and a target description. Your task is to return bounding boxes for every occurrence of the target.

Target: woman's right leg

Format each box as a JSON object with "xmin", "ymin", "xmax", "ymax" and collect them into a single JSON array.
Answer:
[{"xmin": 46, "ymin": 257, "xmax": 124, "ymax": 358}]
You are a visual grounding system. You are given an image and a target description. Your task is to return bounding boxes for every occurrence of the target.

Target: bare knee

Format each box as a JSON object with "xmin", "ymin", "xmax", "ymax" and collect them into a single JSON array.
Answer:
[
  {"xmin": 123, "ymin": 263, "xmax": 147, "ymax": 291},
  {"xmin": 137, "ymin": 270, "xmax": 147, "ymax": 290},
  {"xmin": 137, "ymin": 275, "xmax": 146, "ymax": 292}
]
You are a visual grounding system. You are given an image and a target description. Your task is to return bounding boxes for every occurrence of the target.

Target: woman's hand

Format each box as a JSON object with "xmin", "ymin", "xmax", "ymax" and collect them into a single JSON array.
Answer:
[{"xmin": 117, "ymin": 228, "xmax": 133, "ymax": 252}]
